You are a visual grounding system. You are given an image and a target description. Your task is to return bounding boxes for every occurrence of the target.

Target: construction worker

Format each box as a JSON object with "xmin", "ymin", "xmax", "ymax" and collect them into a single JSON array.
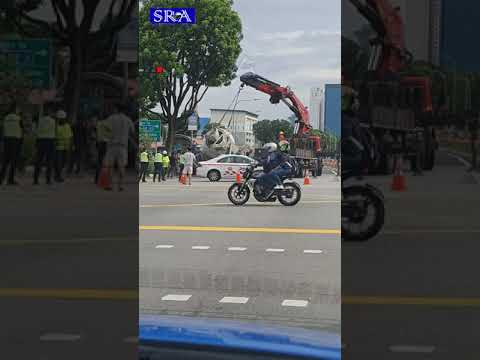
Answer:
[
  {"xmin": 94, "ymin": 114, "xmax": 111, "ymax": 184},
  {"xmin": 0, "ymin": 102, "xmax": 23, "ymax": 185},
  {"xmin": 161, "ymin": 150, "xmax": 170, "ymax": 181},
  {"xmin": 153, "ymin": 148, "xmax": 163, "ymax": 182},
  {"xmin": 54, "ymin": 110, "xmax": 72, "ymax": 182},
  {"xmin": 139, "ymin": 148, "xmax": 149, "ymax": 182},
  {"xmin": 278, "ymin": 131, "xmax": 290, "ymax": 153},
  {"xmin": 33, "ymin": 105, "xmax": 57, "ymax": 185}
]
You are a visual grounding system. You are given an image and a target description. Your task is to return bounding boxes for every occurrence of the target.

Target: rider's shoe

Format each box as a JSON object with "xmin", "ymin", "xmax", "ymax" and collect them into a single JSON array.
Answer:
[{"xmin": 273, "ymin": 184, "xmax": 284, "ymax": 190}]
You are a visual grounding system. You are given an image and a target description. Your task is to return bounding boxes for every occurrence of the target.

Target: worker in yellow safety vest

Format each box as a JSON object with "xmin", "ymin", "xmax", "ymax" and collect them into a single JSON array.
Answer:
[
  {"xmin": 54, "ymin": 110, "xmax": 72, "ymax": 182},
  {"xmin": 33, "ymin": 104, "xmax": 57, "ymax": 185},
  {"xmin": 161, "ymin": 150, "xmax": 170, "ymax": 181},
  {"xmin": 139, "ymin": 148, "xmax": 149, "ymax": 182},
  {"xmin": 0, "ymin": 102, "xmax": 23, "ymax": 185},
  {"xmin": 153, "ymin": 149, "xmax": 163, "ymax": 182}
]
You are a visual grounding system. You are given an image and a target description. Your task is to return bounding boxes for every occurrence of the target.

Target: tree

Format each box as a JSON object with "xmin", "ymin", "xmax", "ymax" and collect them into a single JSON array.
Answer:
[
  {"xmin": 139, "ymin": 0, "xmax": 242, "ymax": 152},
  {"xmin": 12, "ymin": 0, "xmax": 135, "ymax": 123},
  {"xmin": 253, "ymin": 119, "xmax": 293, "ymax": 145}
]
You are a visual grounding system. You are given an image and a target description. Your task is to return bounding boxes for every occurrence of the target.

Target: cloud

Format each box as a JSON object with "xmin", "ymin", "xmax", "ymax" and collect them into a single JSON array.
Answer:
[
  {"xmin": 259, "ymin": 30, "xmax": 305, "ymax": 41},
  {"xmin": 310, "ymin": 29, "xmax": 341, "ymax": 37},
  {"xmin": 254, "ymin": 47, "xmax": 315, "ymax": 57}
]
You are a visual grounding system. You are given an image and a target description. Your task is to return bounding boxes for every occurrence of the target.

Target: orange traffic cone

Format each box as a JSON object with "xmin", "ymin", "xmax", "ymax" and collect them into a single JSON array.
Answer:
[
  {"xmin": 391, "ymin": 155, "xmax": 406, "ymax": 191},
  {"xmin": 235, "ymin": 172, "xmax": 242, "ymax": 184},
  {"xmin": 303, "ymin": 173, "xmax": 311, "ymax": 185},
  {"xmin": 97, "ymin": 167, "xmax": 111, "ymax": 189},
  {"xmin": 180, "ymin": 174, "xmax": 186, "ymax": 185}
]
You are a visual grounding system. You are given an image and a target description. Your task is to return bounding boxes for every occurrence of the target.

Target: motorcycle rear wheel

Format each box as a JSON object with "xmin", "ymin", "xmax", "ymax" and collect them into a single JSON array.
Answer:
[{"xmin": 277, "ymin": 182, "xmax": 301, "ymax": 206}]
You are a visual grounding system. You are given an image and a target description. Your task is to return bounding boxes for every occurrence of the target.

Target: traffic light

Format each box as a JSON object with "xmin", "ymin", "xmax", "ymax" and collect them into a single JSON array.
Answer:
[{"xmin": 155, "ymin": 66, "xmax": 165, "ymax": 74}]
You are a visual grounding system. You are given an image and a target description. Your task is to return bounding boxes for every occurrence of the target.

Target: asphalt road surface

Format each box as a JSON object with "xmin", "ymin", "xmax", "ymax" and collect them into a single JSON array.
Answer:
[
  {"xmin": 140, "ymin": 172, "xmax": 341, "ymax": 335},
  {"xmin": 0, "ymin": 174, "xmax": 138, "ymax": 359},
  {"xmin": 342, "ymin": 150, "xmax": 480, "ymax": 359}
]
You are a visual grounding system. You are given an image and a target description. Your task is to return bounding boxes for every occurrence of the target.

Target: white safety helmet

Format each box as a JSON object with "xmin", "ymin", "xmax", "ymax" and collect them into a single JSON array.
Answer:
[
  {"xmin": 162, "ymin": 150, "xmax": 167, "ymax": 155},
  {"xmin": 56, "ymin": 110, "xmax": 67, "ymax": 119},
  {"xmin": 263, "ymin": 142, "xmax": 277, "ymax": 153}
]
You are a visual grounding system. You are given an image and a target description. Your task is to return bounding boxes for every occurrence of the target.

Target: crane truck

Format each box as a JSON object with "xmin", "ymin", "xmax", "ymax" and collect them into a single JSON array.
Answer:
[
  {"xmin": 239, "ymin": 72, "xmax": 322, "ymax": 174},
  {"xmin": 346, "ymin": 0, "xmax": 444, "ymax": 173}
]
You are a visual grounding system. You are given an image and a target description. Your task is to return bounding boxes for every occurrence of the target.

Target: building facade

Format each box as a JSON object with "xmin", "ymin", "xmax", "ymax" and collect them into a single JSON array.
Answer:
[
  {"xmin": 309, "ymin": 87, "xmax": 323, "ymax": 130},
  {"xmin": 324, "ymin": 84, "xmax": 341, "ymax": 137},
  {"xmin": 210, "ymin": 109, "xmax": 258, "ymax": 147}
]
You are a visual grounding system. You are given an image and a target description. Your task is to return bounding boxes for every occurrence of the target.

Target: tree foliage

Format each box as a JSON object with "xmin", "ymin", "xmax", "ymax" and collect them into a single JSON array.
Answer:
[
  {"xmin": 11, "ymin": 0, "xmax": 135, "ymax": 123},
  {"xmin": 139, "ymin": 0, "xmax": 242, "ymax": 151},
  {"xmin": 253, "ymin": 119, "xmax": 293, "ymax": 145}
]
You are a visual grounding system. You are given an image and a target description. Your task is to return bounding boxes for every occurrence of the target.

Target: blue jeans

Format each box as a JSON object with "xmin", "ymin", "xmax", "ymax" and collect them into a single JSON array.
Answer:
[
  {"xmin": 257, "ymin": 164, "xmax": 291, "ymax": 193},
  {"xmin": 270, "ymin": 164, "xmax": 292, "ymax": 185}
]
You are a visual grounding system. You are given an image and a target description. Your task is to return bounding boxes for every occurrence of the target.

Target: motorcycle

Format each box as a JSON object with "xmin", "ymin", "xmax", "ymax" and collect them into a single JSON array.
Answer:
[
  {"xmin": 341, "ymin": 136, "xmax": 385, "ymax": 241},
  {"xmin": 227, "ymin": 164, "xmax": 301, "ymax": 206}
]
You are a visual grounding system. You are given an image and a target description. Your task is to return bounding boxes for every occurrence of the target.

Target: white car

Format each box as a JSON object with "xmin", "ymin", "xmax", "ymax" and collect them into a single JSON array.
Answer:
[{"xmin": 196, "ymin": 154, "xmax": 256, "ymax": 182}]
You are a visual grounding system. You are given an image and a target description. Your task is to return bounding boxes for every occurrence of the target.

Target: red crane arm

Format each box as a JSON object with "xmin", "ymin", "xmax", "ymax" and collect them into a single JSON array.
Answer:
[
  {"xmin": 349, "ymin": 0, "xmax": 408, "ymax": 75},
  {"xmin": 239, "ymin": 72, "xmax": 311, "ymax": 135}
]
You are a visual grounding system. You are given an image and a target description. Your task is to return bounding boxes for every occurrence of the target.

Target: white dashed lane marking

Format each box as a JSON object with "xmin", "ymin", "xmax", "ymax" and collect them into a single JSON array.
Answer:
[
  {"xmin": 303, "ymin": 249, "xmax": 323, "ymax": 254},
  {"xmin": 191, "ymin": 246, "xmax": 210, "ymax": 250},
  {"xmin": 219, "ymin": 296, "xmax": 249, "ymax": 304},
  {"xmin": 281, "ymin": 299, "xmax": 309, "ymax": 307},
  {"xmin": 155, "ymin": 245, "xmax": 174, "ymax": 249},
  {"xmin": 389, "ymin": 345, "xmax": 436, "ymax": 353},
  {"xmin": 266, "ymin": 248, "xmax": 285, "ymax": 253},
  {"xmin": 161, "ymin": 294, "xmax": 192, "ymax": 301},
  {"xmin": 40, "ymin": 333, "xmax": 82, "ymax": 342},
  {"xmin": 227, "ymin": 247, "xmax": 247, "ymax": 251}
]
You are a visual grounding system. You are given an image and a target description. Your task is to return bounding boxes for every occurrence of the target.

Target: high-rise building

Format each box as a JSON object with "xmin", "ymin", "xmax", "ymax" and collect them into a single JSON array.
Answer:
[
  {"xmin": 324, "ymin": 84, "xmax": 341, "ymax": 137},
  {"xmin": 309, "ymin": 87, "xmax": 323, "ymax": 130}
]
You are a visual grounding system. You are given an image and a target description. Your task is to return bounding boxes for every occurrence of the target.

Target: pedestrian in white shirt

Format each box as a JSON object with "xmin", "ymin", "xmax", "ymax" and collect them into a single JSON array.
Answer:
[
  {"xmin": 182, "ymin": 147, "xmax": 196, "ymax": 186},
  {"xmin": 104, "ymin": 103, "xmax": 135, "ymax": 191}
]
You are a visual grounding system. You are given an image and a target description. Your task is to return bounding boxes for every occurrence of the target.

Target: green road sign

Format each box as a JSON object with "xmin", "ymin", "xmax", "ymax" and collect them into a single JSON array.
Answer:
[
  {"xmin": 140, "ymin": 119, "xmax": 161, "ymax": 141},
  {"xmin": 0, "ymin": 39, "xmax": 52, "ymax": 89}
]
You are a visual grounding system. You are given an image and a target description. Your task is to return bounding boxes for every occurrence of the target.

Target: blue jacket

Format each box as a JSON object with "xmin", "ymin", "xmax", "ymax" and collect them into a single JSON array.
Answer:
[{"xmin": 261, "ymin": 151, "xmax": 289, "ymax": 173}]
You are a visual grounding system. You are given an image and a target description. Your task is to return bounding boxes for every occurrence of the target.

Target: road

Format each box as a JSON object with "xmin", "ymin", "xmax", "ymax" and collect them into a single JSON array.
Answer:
[
  {"xmin": 140, "ymin": 173, "xmax": 341, "ymax": 334},
  {"xmin": 0, "ymin": 174, "xmax": 138, "ymax": 359},
  {"xmin": 343, "ymin": 150, "xmax": 480, "ymax": 359}
]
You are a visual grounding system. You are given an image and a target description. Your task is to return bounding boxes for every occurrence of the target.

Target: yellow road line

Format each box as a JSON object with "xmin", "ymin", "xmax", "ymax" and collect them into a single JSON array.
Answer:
[
  {"xmin": 343, "ymin": 296, "xmax": 480, "ymax": 307},
  {"xmin": 0, "ymin": 288, "xmax": 137, "ymax": 300},
  {"xmin": 140, "ymin": 225, "xmax": 341, "ymax": 235}
]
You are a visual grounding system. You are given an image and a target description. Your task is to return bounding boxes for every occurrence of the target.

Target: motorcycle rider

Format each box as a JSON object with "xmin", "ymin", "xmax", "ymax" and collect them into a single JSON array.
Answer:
[{"xmin": 255, "ymin": 142, "xmax": 293, "ymax": 195}]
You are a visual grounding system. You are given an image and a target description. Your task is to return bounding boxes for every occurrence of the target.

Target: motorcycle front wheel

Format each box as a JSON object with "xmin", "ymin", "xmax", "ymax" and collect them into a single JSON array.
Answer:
[
  {"xmin": 228, "ymin": 183, "xmax": 250, "ymax": 206},
  {"xmin": 342, "ymin": 185, "xmax": 385, "ymax": 241}
]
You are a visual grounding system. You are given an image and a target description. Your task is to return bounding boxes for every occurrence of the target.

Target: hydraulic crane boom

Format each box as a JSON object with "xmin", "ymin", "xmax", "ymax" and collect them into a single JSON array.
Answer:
[
  {"xmin": 239, "ymin": 72, "xmax": 312, "ymax": 136},
  {"xmin": 348, "ymin": 0, "xmax": 410, "ymax": 77}
]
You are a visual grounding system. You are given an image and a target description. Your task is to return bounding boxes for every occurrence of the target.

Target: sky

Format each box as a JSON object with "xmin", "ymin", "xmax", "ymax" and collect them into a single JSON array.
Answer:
[{"xmin": 193, "ymin": 0, "xmax": 341, "ymax": 120}]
